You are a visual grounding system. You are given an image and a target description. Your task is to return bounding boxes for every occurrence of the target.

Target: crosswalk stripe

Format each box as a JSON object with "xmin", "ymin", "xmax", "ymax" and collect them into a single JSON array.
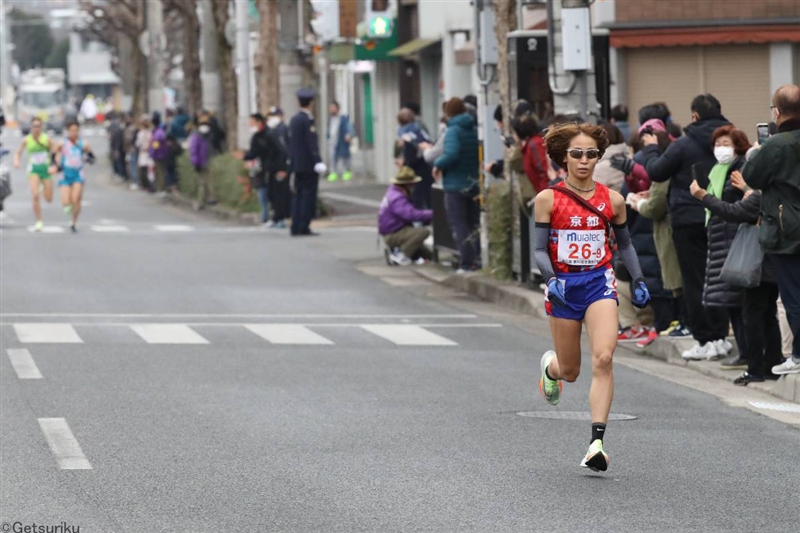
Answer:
[
  {"xmin": 28, "ymin": 226, "xmax": 66, "ymax": 233},
  {"xmin": 14, "ymin": 323, "xmax": 83, "ymax": 344},
  {"xmin": 130, "ymin": 324, "xmax": 209, "ymax": 344},
  {"xmin": 38, "ymin": 418, "xmax": 92, "ymax": 470},
  {"xmin": 7, "ymin": 349, "xmax": 43, "ymax": 379},
  {"xmin": 154, "ymin": 224, "xmax": 194, "ymax": 232},
  {"xmin": 245, "ymin": 324, "xmax": 334, "ymax": 345},
  {"xmin": 360, "ymin": 325, "xmax": 458, "ymax": 346},
  {"xmin": 91, "ymin": 225, "xmax": 129, "ymax": 232}
]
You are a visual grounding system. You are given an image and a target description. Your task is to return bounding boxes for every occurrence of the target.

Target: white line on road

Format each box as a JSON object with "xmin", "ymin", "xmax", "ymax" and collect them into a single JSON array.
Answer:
[
  {"xmin": 130, "ymin": 324, "xmax": 210, "ymax": 344},
  {"xmin": 360, "ymin": 325, "xmax": 458, "ymax": 346},
  {"xmin": 90, "ymin": 225, "xmax": 129, "ymax": 233},
  {"xmin": 245, "ymin": 324, "xmax": 334, "ymax": 345},
  {"xmin": 28, "ymin": 225, "xmax": 66, "ymax": 233},
  {"xmin": 38, "ymin": 418, "xmax": 92, "ymax": 470},
  {"xmin": 749, "ymin": 401, "xmax": 800, "ymax": 413},
  {"xmin": 7, "ymin": 349, "xmax": 43, "ymax": 379},
  {"xmin": 0, "ymin": 322, "xmax": 501, "ymax": 328},
  {"xmin": 0, "ymin": 313, "xmax": 477, "ymax": 319},
  {"xmin": 154, "ymin": 224, "xmax": 194, "ymax": 232},
  {"xmin": 13, "ymin": 323, "xmax": 83, "ymax": 344}
]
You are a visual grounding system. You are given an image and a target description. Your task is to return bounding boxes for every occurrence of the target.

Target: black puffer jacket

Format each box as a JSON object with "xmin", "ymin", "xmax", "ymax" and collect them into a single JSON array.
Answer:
[
  {"xmin": 701, "ymin": 158, "xmax": 745, "ymax": 308},
  {"xmin": 640, "ymin": 116, "xmax": 731, "ymax": 228},
  {"xmin": 701, "ymin": 189, "xmax": 774, "ymax": 284}
]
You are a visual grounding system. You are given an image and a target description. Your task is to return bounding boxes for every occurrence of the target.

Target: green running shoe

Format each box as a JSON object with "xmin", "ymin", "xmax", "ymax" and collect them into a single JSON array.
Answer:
[
  {"xmin": 327, "ymin": 172, "xmax": 339, "ymax": 182},
  {"xmin": 581, "ymin": 439, "xmax": 609, "ymax": 472},
  {"xmin": 539, "ymin": 351, "xmax": 562, "ymax": 405},
  {"xmin": 342, "ymin": 171, "xmax": 353, "ymax": 181}
]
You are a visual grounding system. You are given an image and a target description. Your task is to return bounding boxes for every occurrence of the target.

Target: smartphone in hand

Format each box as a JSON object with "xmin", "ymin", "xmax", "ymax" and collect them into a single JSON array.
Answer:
[{"xmin": 756, "ymin": 123, "xmax": 770, "ymax": 145}]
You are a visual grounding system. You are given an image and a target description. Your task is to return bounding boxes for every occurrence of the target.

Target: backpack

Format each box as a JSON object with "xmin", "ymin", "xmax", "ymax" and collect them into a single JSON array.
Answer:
[{"xmin": 521, "ymin": 135, "xmax": 549, "ymax": 193}]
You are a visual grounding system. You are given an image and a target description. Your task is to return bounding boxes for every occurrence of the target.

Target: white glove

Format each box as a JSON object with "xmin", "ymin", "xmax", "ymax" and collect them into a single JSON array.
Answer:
[{"xmin": 314, "ymin": 162, "xmax": 327, "ymax": 174}]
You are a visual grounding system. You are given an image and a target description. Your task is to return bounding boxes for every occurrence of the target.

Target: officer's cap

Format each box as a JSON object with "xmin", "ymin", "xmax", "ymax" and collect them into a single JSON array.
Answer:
[{"xmin": 296, "ymin": 88, "xmax": 315, "ymax": 100}]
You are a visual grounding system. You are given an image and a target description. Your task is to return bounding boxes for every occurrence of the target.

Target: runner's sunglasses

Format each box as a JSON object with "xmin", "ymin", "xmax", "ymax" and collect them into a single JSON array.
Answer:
[{"xmin": 567, "ymin": 148, "xmax": 601, "ymax": 160}]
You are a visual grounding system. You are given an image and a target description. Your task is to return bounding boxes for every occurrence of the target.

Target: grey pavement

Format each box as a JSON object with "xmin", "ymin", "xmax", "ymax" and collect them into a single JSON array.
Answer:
[{"xmin": 1, "ymin": 133, "xmax": 799, "ymax": 532}]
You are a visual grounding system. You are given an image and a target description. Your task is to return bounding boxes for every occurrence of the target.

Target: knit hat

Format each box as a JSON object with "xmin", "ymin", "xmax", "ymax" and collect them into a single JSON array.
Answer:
[{"xmin": 638, "ymin": 118, "xmax": 667, "ymax": 135}]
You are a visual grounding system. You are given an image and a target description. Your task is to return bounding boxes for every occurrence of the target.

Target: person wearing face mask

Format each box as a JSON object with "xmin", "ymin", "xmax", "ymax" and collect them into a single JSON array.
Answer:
[
  {"xmin": 639, "ymin": 95, "xmax": 732, "ymax": 360},
  {"xmin": 189, "ymin": 113, "xmax": 215, "ymax": 210},
  {"xmin": 688, "ymin": 126, "xmax": 751, "ymax": 369}
]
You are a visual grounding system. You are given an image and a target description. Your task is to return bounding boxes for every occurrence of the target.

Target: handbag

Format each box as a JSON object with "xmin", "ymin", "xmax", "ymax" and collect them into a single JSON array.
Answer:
[{"xmin": 720, "ymin": 223, "xmax": 763, "ymax": 288}]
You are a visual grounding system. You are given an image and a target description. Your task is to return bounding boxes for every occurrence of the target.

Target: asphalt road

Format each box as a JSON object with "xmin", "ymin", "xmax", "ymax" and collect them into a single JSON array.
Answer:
[{"xmin": 1, "ymin": 130, "xmax": 799, "ymax": 532}]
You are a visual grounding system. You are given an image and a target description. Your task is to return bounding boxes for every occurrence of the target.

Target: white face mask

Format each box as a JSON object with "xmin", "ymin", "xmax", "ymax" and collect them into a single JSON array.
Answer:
[
  {"xmin": 249, "ymin": 126, "xmax": 260, "ymax": 134},
  {"xmin": 198, "ymin": 125, "xmax": 210, "ymax": 134},
  {"xmin": 714, "ymin": 146, "xmax": 735, "ymax": 164},
  {"xmin": 267, "ymin": 117, "xmax": 280, "ymax": 128}
]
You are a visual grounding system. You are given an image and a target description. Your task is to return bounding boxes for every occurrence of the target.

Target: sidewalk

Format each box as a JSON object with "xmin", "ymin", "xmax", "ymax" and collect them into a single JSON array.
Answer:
[{"xmin": 412, "ymin": 263, "xmax": 800, "ymax": 405}]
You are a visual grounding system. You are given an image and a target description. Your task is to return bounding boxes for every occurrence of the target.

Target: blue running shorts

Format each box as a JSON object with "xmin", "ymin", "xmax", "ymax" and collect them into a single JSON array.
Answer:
[{"xmin": 545, "ymin": 267, "xmax": 618, "ymax": 321}]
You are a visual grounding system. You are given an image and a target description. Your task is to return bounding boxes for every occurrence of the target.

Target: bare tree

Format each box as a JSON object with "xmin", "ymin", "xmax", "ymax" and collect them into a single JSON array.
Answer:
[
  {"xmin": 255, "ymin": 0, "xmax": 280, "ymax": 113},
  {"xmin": 78, "ymin": 0, "xmax": 146, "ymax": 115},
  {"xmin": 210, "ymin": 0, "xmax": 237, "ymax": 150},
  {"xmin": 164, "ymin": 0, "xmax": 203, "ymax": 116}
]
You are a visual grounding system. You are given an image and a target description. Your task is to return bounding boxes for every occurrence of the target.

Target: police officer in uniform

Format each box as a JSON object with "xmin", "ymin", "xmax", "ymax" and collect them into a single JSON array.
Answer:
[{"xmin": 288, "ymin": 88, "xmax": 326, "ymax": 236}]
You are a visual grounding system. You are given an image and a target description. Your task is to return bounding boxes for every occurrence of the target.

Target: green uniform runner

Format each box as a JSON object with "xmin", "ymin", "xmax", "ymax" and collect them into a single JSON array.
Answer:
[{"xmin": 25, "ymin": 133, "xmax": 51, "ymax": 179}]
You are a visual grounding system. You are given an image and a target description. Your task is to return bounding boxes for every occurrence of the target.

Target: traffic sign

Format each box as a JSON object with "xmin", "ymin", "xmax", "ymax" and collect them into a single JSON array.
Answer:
[{"xmin": 367, "ymin": 16, "xmax": 392, "ymax": 38}]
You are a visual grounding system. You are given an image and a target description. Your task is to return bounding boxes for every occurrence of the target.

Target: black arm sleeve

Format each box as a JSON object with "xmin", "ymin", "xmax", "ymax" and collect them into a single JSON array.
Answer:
[
  {"xmin": 701, "ymin": 192, "xmax": 760, "ymax": 225},
  {"xmin": 534, "ymin": 222, "xmax": 556, "ymax": 282},
  {"xmin": 613, "ymin": 223, "xmax": 645, "ymax": 282}
]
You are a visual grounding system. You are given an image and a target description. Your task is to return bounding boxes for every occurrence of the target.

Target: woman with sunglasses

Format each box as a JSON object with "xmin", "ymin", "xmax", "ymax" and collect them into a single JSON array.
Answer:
[{"xmin": 532, "ymin": 122, "xmax": 651, "ymax": 472}]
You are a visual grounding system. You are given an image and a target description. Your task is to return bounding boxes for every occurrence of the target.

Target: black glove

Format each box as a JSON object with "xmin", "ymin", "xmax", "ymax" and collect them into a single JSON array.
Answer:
[
  {"xmin": 609, "ymin": 154, "xmax": 634, "ymax": 175},
  {"xmin": 85, "ymin": 152, "xmax": 96, "ymax": 165}
]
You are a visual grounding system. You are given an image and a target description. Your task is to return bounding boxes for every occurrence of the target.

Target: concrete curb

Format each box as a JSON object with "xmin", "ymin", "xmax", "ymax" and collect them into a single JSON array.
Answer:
[
  {"xmin": 161, "ymin": 192, "xmax": 261, "ymax": 225},
  {"xmin": 412, "ymin": 265, "xmax": 800, "ymax": 404}
]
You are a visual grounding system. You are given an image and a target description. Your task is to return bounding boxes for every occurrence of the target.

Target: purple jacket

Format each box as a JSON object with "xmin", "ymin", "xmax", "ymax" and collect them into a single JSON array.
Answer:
[
  {"xmin": 189, "ymin": 132, "xmax": 210, "ymax": 169},
  {"xmin": 378, "ymin": 185, "xmax": 433, "ymax": 235},
  {"xmin": 149, "ymin": 126, "xmax": 169, "ymax": 161}
]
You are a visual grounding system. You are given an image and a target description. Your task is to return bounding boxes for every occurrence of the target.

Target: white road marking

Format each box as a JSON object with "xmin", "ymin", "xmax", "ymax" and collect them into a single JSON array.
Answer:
[
  {"xmin": 130, "ymin": 324, "xmax": 209, "ymax": 344},
  {"xmin": 749, "ymin": 401, "xmax": 800, "ymax": 414},
  {"xmin": 0, "ymin": 313, "xmax": 477, "ymax": 319},
  {"xmin": 361, "ymin": 324, "xmax": 458, "ymax": 346},
  {"xmin": 13, "ymin": 323, "xmax": 83, "ymax": 343},
  {"xmin": 97, "ymin": 218, "xmax": 119, "ymax": 224},
  {"xmin": 7, "ymin": 349, "xmax": 43, "ymax": 379},
  {"xmin": 38, "ymin": 418, "xmax": 92, "ymax": 470},
  {"xmin": 90, "ymin": 225, "xmax": 129, "ymax": 232},
  {"xmin": 245, "ymin": 324, "xmax": 334, "ymax": 345},
  {"xmin": 28, "ymin": 225, "xmax": 66, "ymax": 233},
  {"xmin": 154, "ymin": 224, "xmax": 194, "ymax": 232}
]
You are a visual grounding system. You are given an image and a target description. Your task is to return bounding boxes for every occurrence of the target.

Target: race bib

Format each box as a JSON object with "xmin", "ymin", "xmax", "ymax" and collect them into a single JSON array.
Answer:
[
  {"xmin": 30, "ymin": 152, "xmax": 48, "ymax": 165},
  {"xmin": 557, "ymin": 229, "xmax": 606, "ymax": 266}
]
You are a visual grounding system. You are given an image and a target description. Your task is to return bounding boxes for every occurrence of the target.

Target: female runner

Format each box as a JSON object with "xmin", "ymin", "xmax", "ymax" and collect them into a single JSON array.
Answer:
[{"xmin": 533, "ymin": 122, "xmax": 650, "ymax": 472}]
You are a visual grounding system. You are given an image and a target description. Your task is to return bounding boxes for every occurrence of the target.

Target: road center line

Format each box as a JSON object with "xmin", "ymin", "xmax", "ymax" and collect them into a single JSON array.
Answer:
[
  {"xmin": 7, "ymin": 349, "xmax": 43, "ymax": 379},
  {"xmin": 38, "ymin": 418, "xmax": 93, "ymax": 470},
  {"xmin": 0, "ymin": 313, "xmax": 478, "ymax": 319}
]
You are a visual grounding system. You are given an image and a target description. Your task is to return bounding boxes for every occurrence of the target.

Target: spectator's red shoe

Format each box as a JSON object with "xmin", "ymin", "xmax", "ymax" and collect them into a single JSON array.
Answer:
[
  {"xmin": 617, "ymin": 326, "xmax": 649, "ymax": 343},
  {"xmin": 635, "ymin": 328, "xmax": 658, "ymax": 348}
]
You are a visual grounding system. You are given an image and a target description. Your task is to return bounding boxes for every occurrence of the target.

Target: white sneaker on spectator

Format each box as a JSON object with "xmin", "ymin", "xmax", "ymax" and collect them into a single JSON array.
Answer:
[
  {"xmin": 772, "ymin": 358, "xmax": 800, "ymax": 375},
  {"xmin": 455, "ymin": 268, "xmax": 467, "ymax": 274},
  {"xmin": 713, "ymin": 339, "xmax": 732, "ymax": 356},
  {"xmin": 682, "ymin": 342, "xmax": 718, "ymax": 361},
  {"xmin": 129, "ymin": 183, "xmax": 139, "ymax": 191},
  {"xmin": 388, "ymin": 249, "xmax": 412, "ymax": 266}
]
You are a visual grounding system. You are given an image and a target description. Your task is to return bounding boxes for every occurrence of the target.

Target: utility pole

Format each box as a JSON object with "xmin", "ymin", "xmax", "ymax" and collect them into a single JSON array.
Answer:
[
  {"xmin": 147, "ymin": 0, "xmax": 166, "ymax": 115},
  {"xmin": 0, "ymin": 0, "xmax": 12, "ymax": 118},
  {"xmin": 200, "ymin": 0, "xmax": 221, "ymax": 113},
  {"xmin": 234, "ymin": 0, "xmax": 251, "ymax": 149}
]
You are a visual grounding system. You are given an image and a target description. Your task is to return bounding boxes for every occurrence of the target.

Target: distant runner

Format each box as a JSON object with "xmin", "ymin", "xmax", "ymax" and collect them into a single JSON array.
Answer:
[
  {"xmin": 52, "ymin": 120, "xmax": 95, "ymax": 233},
  {"xmin": 13, "ymin": 117, "xmax": 53, "ymax": 231}
]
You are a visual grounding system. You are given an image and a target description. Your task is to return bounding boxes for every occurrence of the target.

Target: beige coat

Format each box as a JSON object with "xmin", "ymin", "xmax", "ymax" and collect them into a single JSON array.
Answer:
[
  {"xmin": 635, "ymin": 179, "xmax": 683, "ymax": 291},
  {"xmin": 593, "ymin": 142, "xmax": 628, "ymax": 193}
]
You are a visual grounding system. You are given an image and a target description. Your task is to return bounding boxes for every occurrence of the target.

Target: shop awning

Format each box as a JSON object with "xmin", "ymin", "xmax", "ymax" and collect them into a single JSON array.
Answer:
[
  {"xmin": 610, "ymin": 24, "xmax": 800, "ymax": 48},
  {"xmin": 388, "ymin": 38, "xmax": 440, "ymax": 57}
]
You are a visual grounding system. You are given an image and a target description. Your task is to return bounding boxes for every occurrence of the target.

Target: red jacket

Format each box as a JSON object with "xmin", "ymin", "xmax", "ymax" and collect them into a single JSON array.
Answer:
[{"xmin": 520, "ymin": 135, "xmax": 549, "ymax": 193}]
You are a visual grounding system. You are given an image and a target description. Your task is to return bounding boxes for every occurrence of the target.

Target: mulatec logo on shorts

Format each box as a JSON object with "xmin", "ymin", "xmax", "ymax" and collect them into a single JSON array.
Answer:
[{"xmin": 557, "ymin": 230, "xmax": 605, "ymax": 266}]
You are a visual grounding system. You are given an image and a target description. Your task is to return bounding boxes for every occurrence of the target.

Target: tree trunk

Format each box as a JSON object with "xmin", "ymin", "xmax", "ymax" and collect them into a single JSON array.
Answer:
[
  {"xmin": 181, "ymin": 6, "xmax": 203, "ymax": 116},
  {"xmin": 492, "ymin": 0, "xmax": 518, "ymax": 274},
  {"xmin": 211, "ymin": 0, "xmax": 237, "ymax": 150},
  {"xmin": 255, "ymin": 0, "xmax": 280, "ymax": 114},
  {"xmin": 131, "ymin": 49, "xmax": 147, "ymax": 117}
]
